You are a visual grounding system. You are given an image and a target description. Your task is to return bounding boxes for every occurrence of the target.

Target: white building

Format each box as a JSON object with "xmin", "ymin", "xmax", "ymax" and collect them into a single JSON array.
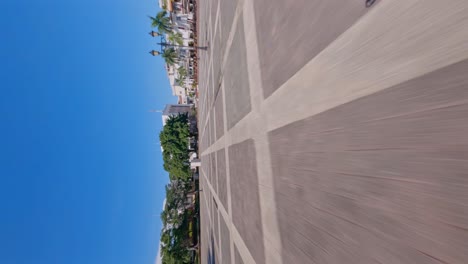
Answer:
[
  {"xmin": 161, "ymin": 104, "xmax": 192, "ymax": 126},
  {"xmin": 165, "ymin": 64, "xmax": 190, "ymax": 104}
]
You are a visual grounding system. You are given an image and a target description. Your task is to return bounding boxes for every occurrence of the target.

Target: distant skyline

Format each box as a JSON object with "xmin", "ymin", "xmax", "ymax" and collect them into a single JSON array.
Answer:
[{"xmin": 0, "ymin": 0, "xmax": 174, "ymax": 263}]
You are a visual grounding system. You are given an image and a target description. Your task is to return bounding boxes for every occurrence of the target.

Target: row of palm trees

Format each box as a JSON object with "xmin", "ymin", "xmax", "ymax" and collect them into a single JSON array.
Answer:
[{"xmin": 149, "ymin": 11, "xmax": 188, "ymax": 66}]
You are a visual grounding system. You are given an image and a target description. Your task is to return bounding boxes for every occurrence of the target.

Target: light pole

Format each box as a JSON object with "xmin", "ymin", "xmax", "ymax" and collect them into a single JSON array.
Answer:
[{"xmin": 148, "ymin": 30, "xmax": 207, "ymax": 56}]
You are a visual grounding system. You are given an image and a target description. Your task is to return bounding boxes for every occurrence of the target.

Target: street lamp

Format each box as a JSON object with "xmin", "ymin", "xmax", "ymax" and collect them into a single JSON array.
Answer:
[
  {"xmin": 149, "ymin": 30, "xmax": 161, "ymax": 37},
  {"xmin": 149, "ymin": 50, "xmax": 160, "ymax": 56},
  {"xmin": 148, "ymin": 30, "xmax": 208, "ymax": 56}
]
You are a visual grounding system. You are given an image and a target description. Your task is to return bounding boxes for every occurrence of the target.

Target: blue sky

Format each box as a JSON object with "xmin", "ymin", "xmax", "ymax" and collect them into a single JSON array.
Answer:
[{"xmin": 0, "ymin": 0, "xmax": 174, "ymax": 263}]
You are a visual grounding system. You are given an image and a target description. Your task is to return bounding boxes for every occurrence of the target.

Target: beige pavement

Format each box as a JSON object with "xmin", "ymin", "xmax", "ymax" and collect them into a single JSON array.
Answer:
[{"xmin": 198, "ymin": 0, "xmax": 468, "ymax": 263}]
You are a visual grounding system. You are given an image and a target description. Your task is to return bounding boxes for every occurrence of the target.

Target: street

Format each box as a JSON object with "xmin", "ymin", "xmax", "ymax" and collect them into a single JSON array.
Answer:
[{"xmin": 197, "ymin": 0, "xmax": 468, "ymax": 263}]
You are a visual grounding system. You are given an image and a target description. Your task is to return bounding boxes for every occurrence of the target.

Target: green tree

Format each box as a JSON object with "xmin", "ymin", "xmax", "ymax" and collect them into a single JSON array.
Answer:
[
  {"xmin": 149, "ymin": 11, "xmax": 172, "ymax": 33},
  {"xmin": 175, "ymin": 77, "xmax": 185, "ymax": 87},
  {"xmin": 161, "ymin": 48, "xmax": 178, "ymax": 66},
  {"xmin": 159, "ymin": 113, "xmax": 191, "ymax": 180},
  {"xmin": 167, "ymin": 32, "xmax": 184, "ymax": 46},
  {"xmin": 177, "ymin": 66, "xmax": 187, "ymax": 78},
  {"xmin": 158, "ymin": 114, "xmax": 194, "ymax": 264},
  {"xmin": 175, "ymin": 66, "xmax": 188, "ymax": 87},
  {"xmin": 161, "ymin": 180, "xmax": 189, "ymax": 227},
  {"xmin": 160, "ymin": 209, "xmax": 192, "ymax": 264},
  {"xmin": 160, "ymin": 219, "xmax": 192, "ymax": 264}
]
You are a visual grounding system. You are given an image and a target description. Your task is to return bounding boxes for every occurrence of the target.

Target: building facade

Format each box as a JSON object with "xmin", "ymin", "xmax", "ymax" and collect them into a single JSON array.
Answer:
[{"xmin": 161, "ymin": 104, "xmax": 192, "ymax": 126}]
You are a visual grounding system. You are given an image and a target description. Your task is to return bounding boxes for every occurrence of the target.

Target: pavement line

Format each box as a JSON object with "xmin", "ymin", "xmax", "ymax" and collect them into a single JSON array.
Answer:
[
  {"xmin": 221, "ymin": 81, "xmax": 236, "ymax": 264},
  {"xmin": 242, "ymin": 0, "xmax": 283, "ymax": 263}
]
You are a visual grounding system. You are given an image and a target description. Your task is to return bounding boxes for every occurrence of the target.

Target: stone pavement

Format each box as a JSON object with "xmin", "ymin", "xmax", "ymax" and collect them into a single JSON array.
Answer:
[{"xmin": 197, "ymin": 0, "xmax": 468, "ymax": 263}]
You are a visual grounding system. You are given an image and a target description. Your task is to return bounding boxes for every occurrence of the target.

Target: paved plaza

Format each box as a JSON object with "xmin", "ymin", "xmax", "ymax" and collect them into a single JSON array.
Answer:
[{"xmin": 197, "ymin": 0, "xmax": 468, "ymax": 263}]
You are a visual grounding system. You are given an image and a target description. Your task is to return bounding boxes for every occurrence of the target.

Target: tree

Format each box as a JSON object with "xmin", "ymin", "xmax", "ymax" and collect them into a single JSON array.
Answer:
[
  {"xmin": 167, "ymin": 32, "xmax": 184, "ymax": 46},
  {"xmin": 175, "ymin": 77, "xmax": 185, "ymax": 87},
  {"xmin": 177, "ymin": 66, "xmax": 187, "ymax": 78},
  {"xmin": 149, "ymin": 11, "xmax": 171, "ymax": 33},
  {"xmin": 161, "ymin": 184, "xmax": 192, "ymax": 264},
  {"xmin": 158, "ymin": 113, "xmax": 195, "ymax": 264},
  {"xmin": 161, "ymin": 48, "xmax": 178, "ymax": 65},
  {"xmin": 175, "ymin": 66, "xmax": 188, "ymax": 87},
  {"xmin": 160, "ymin": 227, "xmax": 191, "ymax": 264},
  {"xmin": 160, "ymin": 219, "xmax": 192, "ymax": 263},
  {"xmin": 159, "ymin": 113, "xmax": 191, "ymax": 181},
  {"xmin": 161, "ymin": 180, "xmax": 189, "ymax": 227}
]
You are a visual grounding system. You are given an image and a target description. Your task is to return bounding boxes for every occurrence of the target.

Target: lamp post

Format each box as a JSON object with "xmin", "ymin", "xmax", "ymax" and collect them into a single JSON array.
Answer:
[
  {"xmin": 149, "ymin": 30, "xmax": 160, "ymax": 38},
  {"xmin": 148, "ymin": 30, "xmax": 207, "ymax": 56},
  {"xmin": 149, "ymin": 50, "xmax": 161, "ymax": 56}
]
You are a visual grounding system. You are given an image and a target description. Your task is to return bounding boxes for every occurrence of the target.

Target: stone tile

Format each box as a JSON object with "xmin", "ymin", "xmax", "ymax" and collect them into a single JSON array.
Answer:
[
  {"xmin": 207, "ymin": 119, "xmax": 211, "ymax": 148},
  {"xmin": 209, "ymin": 231, "xmax": 217, "ymax": 264},
  {"xmin": 208, "ymin": 189, "xmax": 213, "ymax": 225},
  {"xmin": 215, "ymin": 89, "xmax": 225, "ymax": 140},
  {"xmin": 210, "ymin": 112, "xmax": 216, "ymax": 146},
  {"xmin": 216, "ymin": 148, "xmax": 228, "ymax": 210},
  {"xmin": 219, "ymin": 215, "xmax": 231, "ymax": 264},
  {"xmin": 224, "ymin": 16, "xmax": 251, "ymax": 129},
  {"xmin": 228, "ymin": 139, "xmax": 265, "ymax": 264},
  {"xmin": 268, "ymin": 59, "xmax": 468, "ymax": 264},
  {"xmin": 207, "ymin": 64, "xmax": 213, "ymax": 110},
  {"xmin": 213, "ymin": 203, "xmax": 220, "ymax": 257},
  {"xmin": 200, "ymin": 214, "xmax": 209, "ymax": 260},
  {"xmin": 203, "ymin": 122, "xmax": 207, "ymax": 151},
  {"xmin": 253, "ymin": 0, "xmax": 369, "ymax": 98},
  {"xmin": 220, "ymin": 0, "xmax": 237, "ymax": 48},
  {"xmin": 200, "ymin": 179, "xmax": 211, "ymax": 264},
  {"xmin": 213, "ymin": 20, "xmax": 223, "ymax": 94},
  {"xmin": 200, "ymin": 130, "xmax": 205, "ymax": 152},
  {"xmin": 210, "ymin": 0, "xmax": 218, "ymax": 42},
  {"xmin": 202, "ymin": 154, "xmax": 210, "ymax": 185},
  {"xmin": 208, "ymin": 154, "xmax": 212, "ymax": 187},
  {"xmin": 211, "ymin": 151, "xmax": 218, "ymax": 193},
  {"xmin": 210, "ymin": 63, "xmax": 217, "ymax": 109},
  {"xmin": 199, "ymin": 0, "xmax": 210, "ymax": 45},
  {"xmin": 234, "ymin": 245, "xmax": 243, "ymax": 264}
]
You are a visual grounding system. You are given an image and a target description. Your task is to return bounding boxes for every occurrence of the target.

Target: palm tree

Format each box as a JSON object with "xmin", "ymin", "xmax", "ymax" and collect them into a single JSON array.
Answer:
[
  {"xmin": 167, "ymin": 32, "xmax": 184, "ymax": 46},
  {"xmin": 149, "ymin": 11, "xmax": 171, "ymax": 33},
  {"xmin": 177, "ymin": 66, "xmax": 187, "ymax": 79},
  {"xmin": 175, "ymin": 77, "xmax": 185, "ymax": 87},
  {"xmin": 162, "ymin": 48, "xmax": 178, "ymax": 65}
]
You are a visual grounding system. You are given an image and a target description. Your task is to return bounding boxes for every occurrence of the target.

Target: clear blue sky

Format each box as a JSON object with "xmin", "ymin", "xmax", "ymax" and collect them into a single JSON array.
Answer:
[{"xmin": 0, "ymin": 0, "xmax": 174, "ymax": 263}]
